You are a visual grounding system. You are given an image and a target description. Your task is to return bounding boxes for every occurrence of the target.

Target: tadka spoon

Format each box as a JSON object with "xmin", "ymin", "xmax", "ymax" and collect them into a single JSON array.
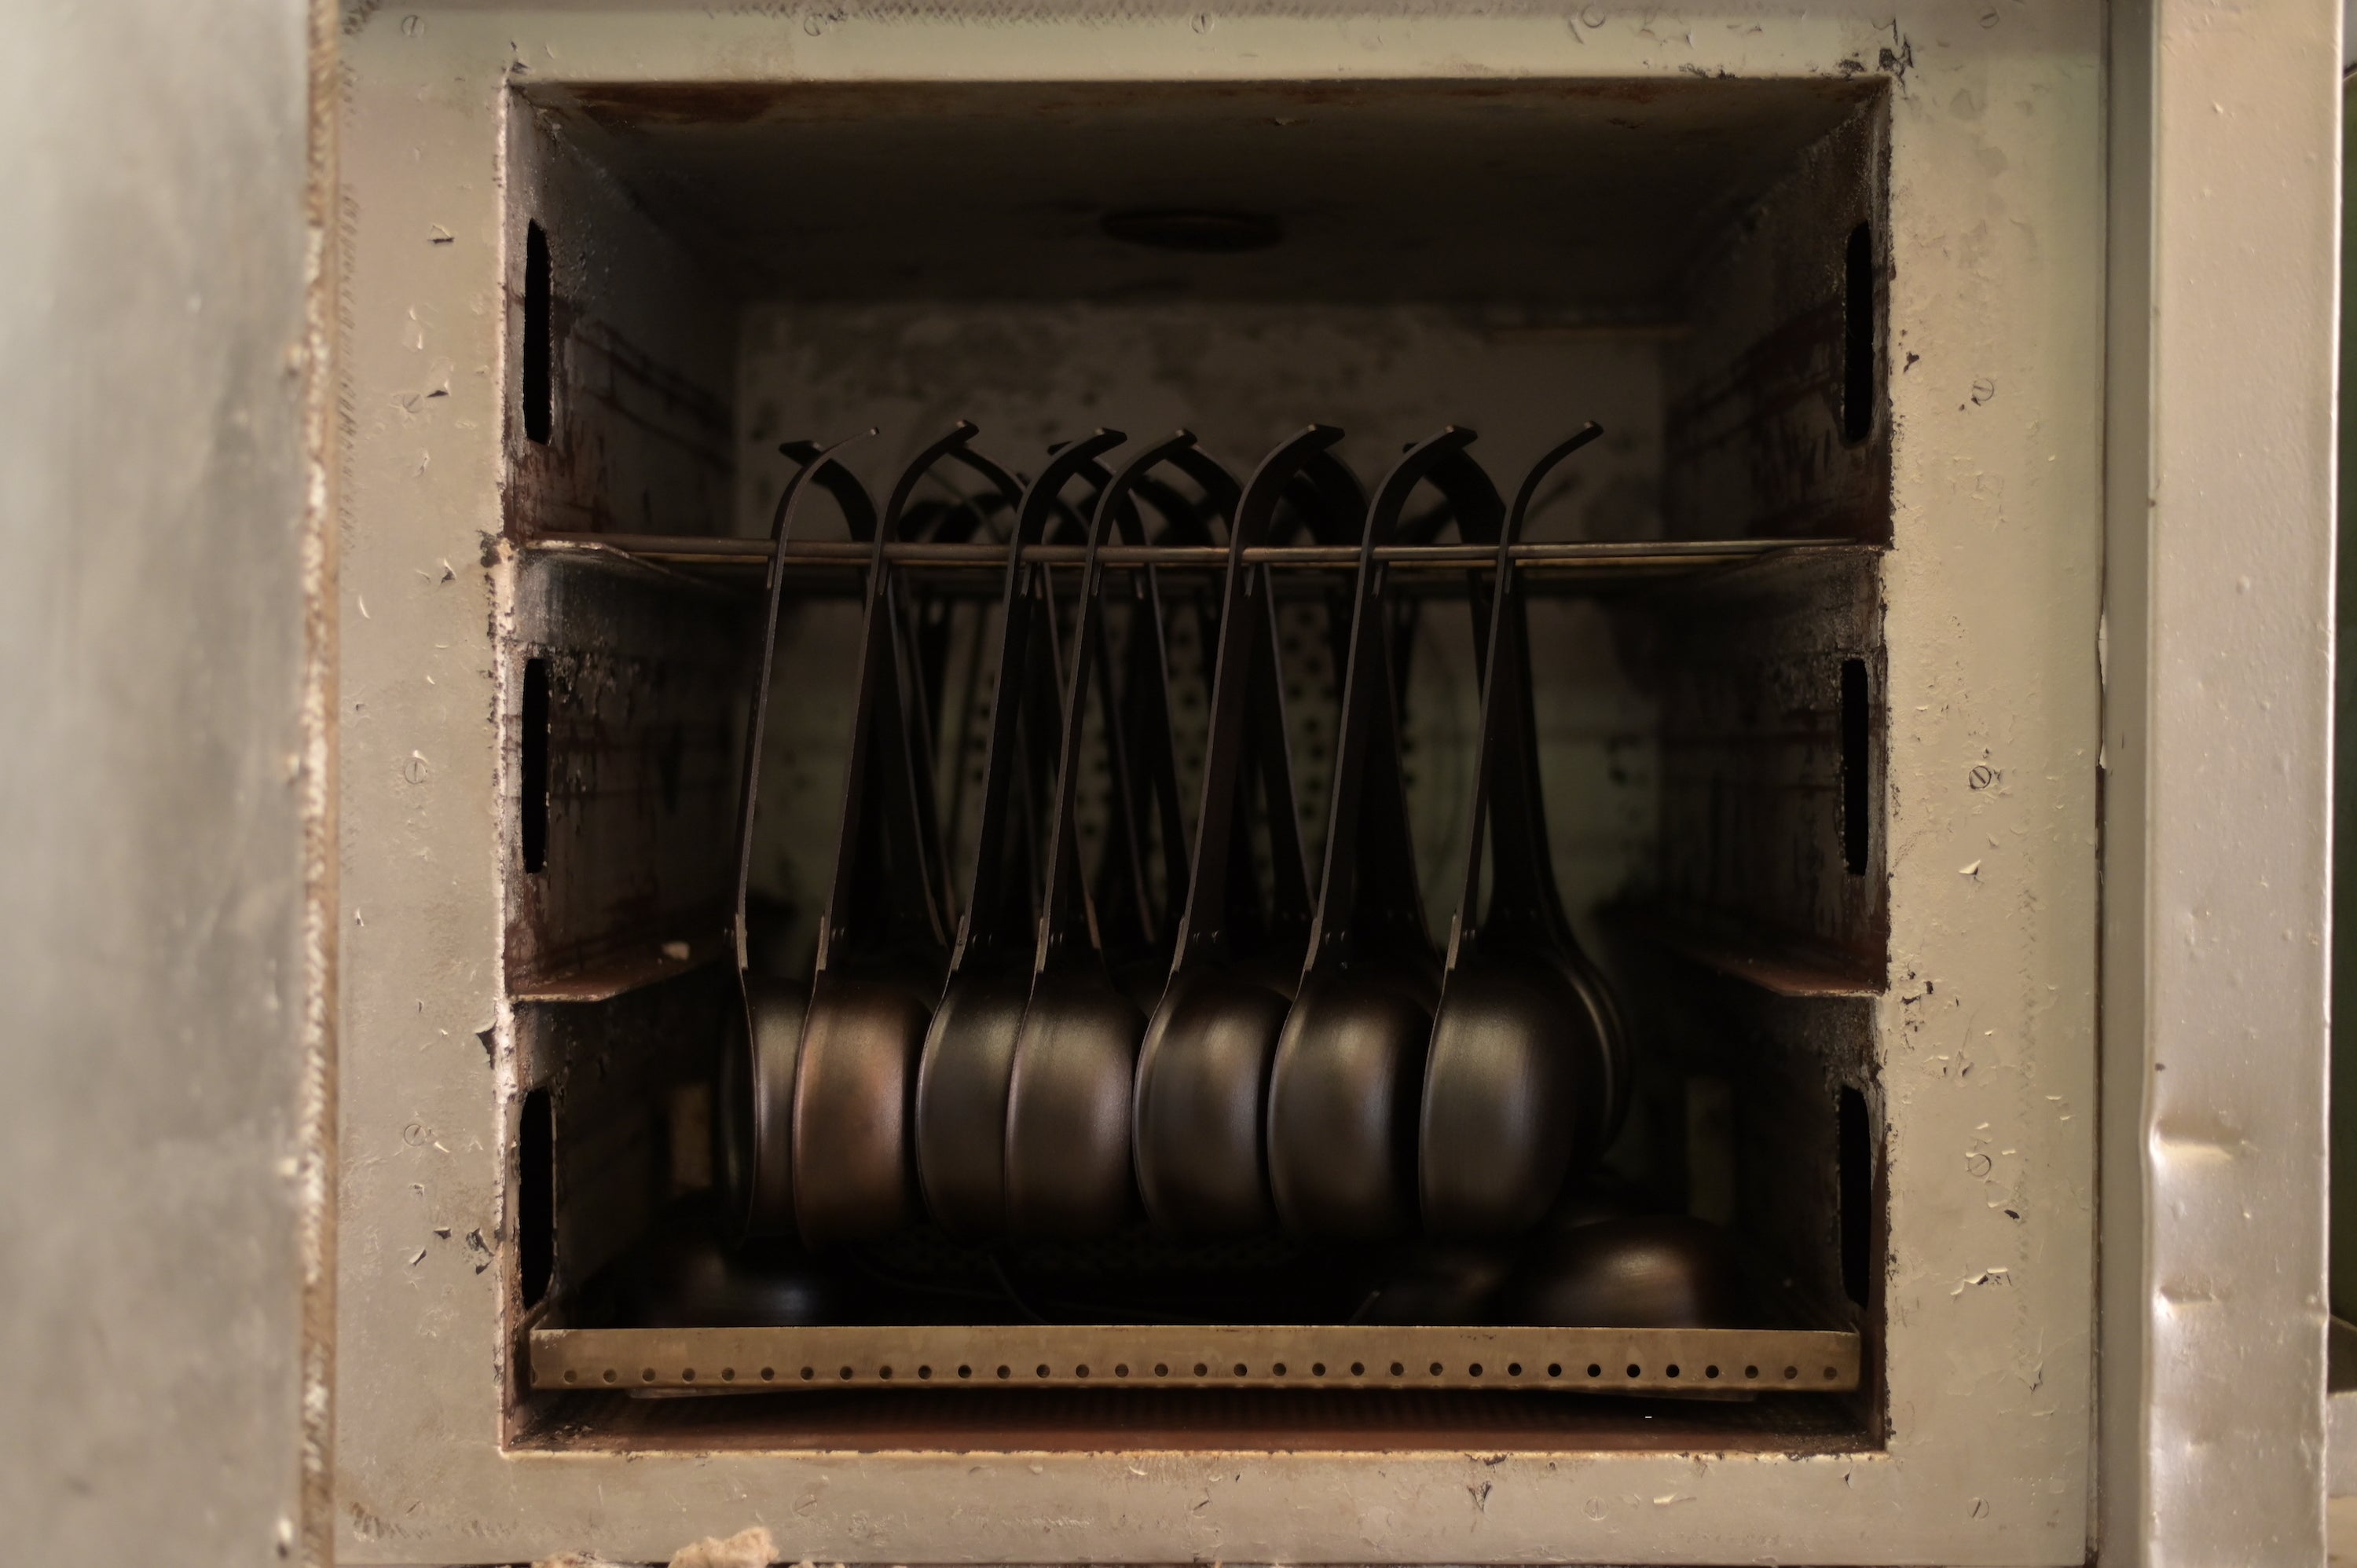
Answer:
[
  {"xmin": 912, "ymin": 430, "xmax": 1128, "ymax": 1240},
  {"xmin": 1002, "ymin": 431, "xmax": 1203, "ymax": 1240},
  {"xmin": 787, "ymin": 423, "xmax": 1002, "ymax": 1247},
  {"xmin": 715, "ymin": 430, "xmax": 874, "ymax": 1240},
  {"xmin": 1419, "ymin": 423, "xmax": 1618, "ymax": 1238},
  {"xmin": 1263, "ymin": 428, "xmax": 1474, "ymax": 1240},
  {"xmin": 1131, "ymin": 426, "xmax": 1348, "ymax": 1236},
  {"xmin": 1408, "ymin": 437, "xmax": 1626, "ymax": 1152}
]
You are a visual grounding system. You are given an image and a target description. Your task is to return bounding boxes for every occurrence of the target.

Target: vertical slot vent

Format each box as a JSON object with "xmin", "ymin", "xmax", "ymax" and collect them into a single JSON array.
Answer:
[
  {"xmin": 1842, "ymin": 222, "xmax": 1875, "ymax": 444},
  {"xmin": 519, "ymin": 1087, "xmax": 555, "ymax": 1309},
  {"xmin": 523, "ymin": 220, "xmax": 552, "ymax": 445},
  {"xmin": 1838, "ymin": 1084, "xmax": 1873, "ymax": 1307},
  {"xmin": 1840, "ymin": 656, "xmax": 1869, "ymax": 876},
  {"xmin": 521, "ymin": 657, "xmax": 550, "ymax": 874}
]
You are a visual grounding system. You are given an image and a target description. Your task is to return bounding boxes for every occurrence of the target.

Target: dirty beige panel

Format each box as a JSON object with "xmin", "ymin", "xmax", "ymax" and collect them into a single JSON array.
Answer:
[{"xmin": 337, "ymin": 5, "xmax": 2102, "ymax": 1563}]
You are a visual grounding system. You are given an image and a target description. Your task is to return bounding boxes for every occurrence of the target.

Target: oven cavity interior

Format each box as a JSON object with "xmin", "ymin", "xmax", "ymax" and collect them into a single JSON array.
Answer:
[{"xmin": 497, "ymin": 76, "xmax": 1890, "ymax": 1455}]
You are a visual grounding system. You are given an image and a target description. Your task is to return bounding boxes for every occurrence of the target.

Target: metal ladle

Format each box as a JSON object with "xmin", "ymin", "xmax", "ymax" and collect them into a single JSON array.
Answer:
[
  {"xmin": 786, "ymin": 424, "xmax": 1008, "ymax": 1248},
  {"xmin": 1131, "ymin": 426, "xmax": 1354, "ymax": 1237},
  {"xmin": 1263, "ymin": 428, "xmax": 1475, "ymax": 1240},
  {"xmin": 913, "ymin": 431, "xmax": 1129, "ymax": 1240},
  {"xmin": 715, "ymin": 430, "xmax": 874, "ymax": 1240},
  {"xmin": 1419, "ymin": 423, "xmax": 1620, "ymax": 1237},
  {"xmin": 1412, "ymin": 438, "xmax": 1628, "ymax": 1155},
  {"xmin": 1002, "ymin": 432, "xmax": 1203, "ymax": 1240}
]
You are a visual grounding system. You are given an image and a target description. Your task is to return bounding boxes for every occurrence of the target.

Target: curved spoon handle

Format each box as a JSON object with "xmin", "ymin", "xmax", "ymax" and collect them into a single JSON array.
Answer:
[
  {"xmin": 949, "ymin": 430, "xmax": 1129, "ymax": 976},
  {"xmin": 1169, "ymin": 425, "xmax": 1344, "ymax": 970},
  {"xmin": 735, "ymin": 430, "xmax": 876, "ymax": 976},
  {"xmin": 1036, "ymin": 430, "xmax": 1200, "ymax": 975},
  {"xmin": 1302, "ymin": 426, "xmax": 1475, "ymax": 979},
  {"xmin": 814, "ymin": 425, "xmax": 1001, "ymax": 975},
  {"xmin": 1446, "ymin": 423, "xmax": 1604, "ymax": 963},
  {"xmin": 776, "ymin": 438, "xmax": 879, "ymax": 544}
]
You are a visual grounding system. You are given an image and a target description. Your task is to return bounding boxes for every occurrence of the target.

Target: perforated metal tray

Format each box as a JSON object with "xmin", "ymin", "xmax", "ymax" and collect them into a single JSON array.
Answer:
[{"xmin": 530, "ymin": 1323, "xmax": 1860, "ymax": 1395}]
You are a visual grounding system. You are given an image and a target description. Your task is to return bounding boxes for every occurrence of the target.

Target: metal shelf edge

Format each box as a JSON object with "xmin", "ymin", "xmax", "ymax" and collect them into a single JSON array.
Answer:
[{"xmin": 530, "ymin": 1323, "xmax": 1861, "ymax": 1395}]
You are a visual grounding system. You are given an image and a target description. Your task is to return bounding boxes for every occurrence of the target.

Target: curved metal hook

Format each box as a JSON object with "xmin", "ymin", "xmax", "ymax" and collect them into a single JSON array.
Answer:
[
  {"xmin": 1036, "ymin": 430, "xmax": 1200, "ymax": 970},
  {"xmin": 735, "ymin": 430, "xmax": 878, "ymax": 973},
  {"xmin": 1168, "ymin": 424, "xmax": 1345, "ymax": 967},
  {"xmin": 944, "ymin": 430, "xmax": 1130, "ymax": 974},
  {"xmin": 1302, "ymin": 426, "xmax": 1477, "ymax": 974}
]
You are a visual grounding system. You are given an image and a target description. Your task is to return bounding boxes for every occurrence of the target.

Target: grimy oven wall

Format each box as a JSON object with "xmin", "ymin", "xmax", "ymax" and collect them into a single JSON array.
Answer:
[{"xmin": 335, "ymin": 6, "xmax": 2102, "ymax": 1565}]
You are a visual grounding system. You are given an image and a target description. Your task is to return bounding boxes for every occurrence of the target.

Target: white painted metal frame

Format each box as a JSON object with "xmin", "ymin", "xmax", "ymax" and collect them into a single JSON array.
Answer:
[{"xmin": 2099, "ymin": 3, "xmax": 2341, "ymax": 1565}]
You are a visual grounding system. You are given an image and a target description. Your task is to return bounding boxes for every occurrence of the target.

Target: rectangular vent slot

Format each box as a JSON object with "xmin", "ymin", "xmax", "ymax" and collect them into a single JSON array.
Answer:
[{"xmin": 524, "ymin": 220, "xmax": 552, "ymax": 444}]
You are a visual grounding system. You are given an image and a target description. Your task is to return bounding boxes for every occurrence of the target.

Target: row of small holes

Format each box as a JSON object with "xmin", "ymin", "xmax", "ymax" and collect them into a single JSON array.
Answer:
[{"xmin": 563, "ymin": 1361, "xmax": 1846, "ymax": 1386}]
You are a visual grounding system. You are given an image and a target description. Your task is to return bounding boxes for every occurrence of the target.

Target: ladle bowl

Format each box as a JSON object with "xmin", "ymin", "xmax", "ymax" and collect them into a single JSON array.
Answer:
[
  {"xmin": 1264, "ymin": 969, "xmax": 1432, "ymax": 1236},
  {"xmin": 1002, "ymin": 433, "xmax": 1200, "ymax": 1240},
  {"xmin": 1264, "ymin": 427, "xmax": 1478, "ymax": 1240},
  {"xmin": 1492, "ymin": 1214, "xmax": 1744, "ymax": 1328},
  {"xmin": 1417, "ymin": 951, "xmax": 1599, "ymax": 1236},
  {"xmin": 1133, "ymin": 427, "xmax": 1356, "ymax": 1239},
  {"xmin": 1133, "ymin": 965, "xmax": 1292, "ymax": 1231},
  {"xmin": 911, "ymin": 969, "xmax": 1031, "ymax": 1237},
  {"xmin": 716, "ymin": 972, "xmax": 805, "ymax": 1238},
  {"xmin": 914, "ymin": 430, "xmax": 1130, "ymax": 1239},
  {"xmin": 790, "ymin": 973, "xmax": 933, "ymax": 1247},
  {"xmin": 1001, "ymin": 970, "xmax": 1148, "ymax": 1236},
  {"xmin": 1356, "ymin": 1241, "xmax": 1516, "ymax": 1325}
]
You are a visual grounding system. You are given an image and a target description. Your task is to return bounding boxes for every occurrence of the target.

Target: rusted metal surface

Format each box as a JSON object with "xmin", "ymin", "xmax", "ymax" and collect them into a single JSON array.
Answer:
[
  {"xmin": 1666, "ymin": 103, "xmax": 1891, "ymax": 544},
  {"xmin": 500, "ymin": 85, "xmax": 735, "ymax": 545},
  {"xmin": 1650, "ymin": 548, "xmax": 1887, "ymax": 972},
  {"xmin": 1611, "ymin": 903, "xmax": 1884, "ymax": 998},
  {"xmin": 504, "ymin": 549, "xmax": 746, "ymax": 995}
]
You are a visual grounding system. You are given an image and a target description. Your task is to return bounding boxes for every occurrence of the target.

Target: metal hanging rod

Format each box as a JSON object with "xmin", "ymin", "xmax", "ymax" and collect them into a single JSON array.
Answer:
[{"xmin": 532, "ymin": 531, "xmax": 1859, "ymax": 574}]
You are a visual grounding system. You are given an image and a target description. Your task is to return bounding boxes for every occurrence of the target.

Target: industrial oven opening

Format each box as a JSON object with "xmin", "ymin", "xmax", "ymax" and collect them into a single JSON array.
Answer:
[{"xmin": 495, "ymin": 75, "xmax": 1890, "ymax": 1455}]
